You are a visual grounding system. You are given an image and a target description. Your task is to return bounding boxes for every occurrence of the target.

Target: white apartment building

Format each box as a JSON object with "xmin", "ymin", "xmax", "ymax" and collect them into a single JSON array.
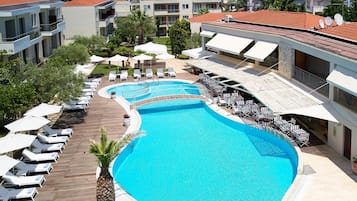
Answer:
[
  {"xmin": 115, "ymin": 0, "xmax": 221, "ymax": 36},
  {"xmin": 187, "ymin": 10, "xmax": 357, "ymax": 161},
  {"xmin": 0, "ymin": 0, "xmax": 65, "ymax": 64},
  {"xmin": 62, "ymin": 0, "xmax": 116, "ymax": 40}
]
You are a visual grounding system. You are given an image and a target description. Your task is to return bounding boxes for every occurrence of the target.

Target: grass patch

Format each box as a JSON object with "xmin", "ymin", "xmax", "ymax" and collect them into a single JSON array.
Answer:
[{"xmin": 90, "ymin": 64, "xmax": 120, "ymax": 76}]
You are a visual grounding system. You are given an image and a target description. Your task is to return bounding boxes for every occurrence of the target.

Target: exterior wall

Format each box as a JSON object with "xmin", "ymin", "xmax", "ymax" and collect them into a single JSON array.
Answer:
[
  {"xmin": 62, "ymin": 6, "xmax": 96, "ymax": 39},
  {"xmin": 190, "ymin": 22, "xmax": 201, "ymax": 33},
  {"xmin": 201, "ymin": 22, "xmax": 357, "ymax": 159},
  {"xmin": 115, "ymin": 1, "xmax": 131, "ymax": 17}
]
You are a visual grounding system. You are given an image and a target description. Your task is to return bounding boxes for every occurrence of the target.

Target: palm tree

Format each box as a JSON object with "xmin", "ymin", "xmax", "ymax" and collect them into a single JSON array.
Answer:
[
  {"xmin": 89, "ymin": 128, "xmax": 138, "ymax": 201},
  {"xmin": 128, "ymin": 9, "xmax": 156, "ymax": 44}
]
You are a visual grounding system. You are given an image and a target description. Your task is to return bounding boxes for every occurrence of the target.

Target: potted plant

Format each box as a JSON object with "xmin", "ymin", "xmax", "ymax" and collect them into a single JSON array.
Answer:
[
  {"xmin": 123, "ymin": 114, "xmax": 130, "ymax": 127},
  {"xmin": 352, "ymin": 156, "xmax": 357, "ymax": 175}
]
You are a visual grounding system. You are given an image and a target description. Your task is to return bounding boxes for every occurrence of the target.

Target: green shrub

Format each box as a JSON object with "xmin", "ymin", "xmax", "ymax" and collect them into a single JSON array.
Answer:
[
  {"xmin": 177, "ymin": 54, "xmax": 189, "ymax": 60},
  {"xmin": 113, "ymin": 46, "xmax": 134, "ymax": 57}
]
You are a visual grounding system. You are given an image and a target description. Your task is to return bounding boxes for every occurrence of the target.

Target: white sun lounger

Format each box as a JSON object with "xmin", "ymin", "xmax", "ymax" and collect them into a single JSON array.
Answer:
[
  {"xmin": 0, "ymin": 186, "xmax": 38, "ymax": 201},
  {"xmin": 2, "ymin": 172, "xmax": 45, "ymax": 187},
  {"xmin": 62, "ymin": 103, "xmax": 88, "ymax": 112},
  {"xmin": 22, "ymin": 149, "xmax": 59, "ymax": 163},
  {"xmin": 133, "ymin": 69, "xmax": 141, "ymax": 79},
  {"xmin": 15, "ymin": 161, "xmax": 53, "ymax": 176},
  {"xmin": 120, "ymin": 70, "xmax": 128, "ymax": 81},
  {"xmin": 43, "ymin": 125, "xmax": 73, "ymax": 137},
  {"xmin": 157, "ymin": 68, "xmax": 164, "ymax": 78},
  {"xmin": 31, "ymin": 139, "xmax": 64, "ymax": 153},
  {"xmin": 146, "ymin": 68, "xmax": 153, "ymax": 78},
  {"xmin": 37, "ymin": 133, "xmax": 68, "ymax": 144},
  {"xmin": 168, "ymin": 67, "xmax": 176, "ymax": 77},
  {"xmin": 108, "ymin": 71, "xmax": 117, "ymax": 81}
]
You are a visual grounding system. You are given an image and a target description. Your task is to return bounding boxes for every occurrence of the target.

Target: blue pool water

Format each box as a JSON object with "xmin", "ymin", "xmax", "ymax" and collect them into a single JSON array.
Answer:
[
  {"xmin": 112, "ymin": 100, "xmax": 298, "ymax": 201},
  {"xmin": 107, "ymin": 81, "xmax": 200, "ymax": 103}
]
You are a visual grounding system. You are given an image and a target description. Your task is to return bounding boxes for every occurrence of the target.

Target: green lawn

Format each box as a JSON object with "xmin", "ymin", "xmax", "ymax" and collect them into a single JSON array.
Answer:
[{"xmin": 90, "ymin": 64, "xmax": 137, "ymax": 77}]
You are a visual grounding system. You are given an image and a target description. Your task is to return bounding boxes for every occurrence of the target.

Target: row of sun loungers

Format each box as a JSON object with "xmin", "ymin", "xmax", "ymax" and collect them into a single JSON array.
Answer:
[
  {"xmin": 0, "ymin": 126, "xmax": 73, "ymax": 200},
  {"xmin": 63, "ymin": 78, "xmax": 101, "ymax": 111},
  {"xmin": 109, "ymin": 67, "xmax": 176, "ymax": 81}
]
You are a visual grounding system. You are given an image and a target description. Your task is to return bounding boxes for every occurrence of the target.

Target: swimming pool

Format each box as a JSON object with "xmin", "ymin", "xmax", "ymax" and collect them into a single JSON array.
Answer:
[
  {"xmin": 112, "ymin": 99, "xmax": 298, "ymax": 201},
  {"xmin": 106, "ymin": 80, "xmax": 200, "ymax": 103}
]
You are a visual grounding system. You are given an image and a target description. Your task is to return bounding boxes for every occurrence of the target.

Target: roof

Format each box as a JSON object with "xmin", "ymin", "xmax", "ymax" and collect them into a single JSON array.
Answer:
[
  {"xmin": 0, "ymin": 0, "xmax": 45, "ymax": 6},
  {"xmin": 64, "ymin": 0, "xmax": 111, "ymax": 7},
  {"xmin": 318, "ymin": 22, "xmax": 357, "ymax": 41},
  {"xmin": 189, "ymin": 12, "xmax": 251, "ymax": 23},
  {"xmin": 234, "ymin": 10, "xmax": 326, "ymax": 30},
  {"xmin": 205, "ymin": 21, "xmax": 357, "ymax": 60}
]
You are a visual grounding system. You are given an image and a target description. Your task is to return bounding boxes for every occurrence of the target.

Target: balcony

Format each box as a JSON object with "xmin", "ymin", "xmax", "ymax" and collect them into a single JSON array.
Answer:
[
  {"xmin": 154, "ymin": 9, "xmax": 179, "ymax": 15},
  {"xmin": 99, "ymin": 9, "xmax": 115, "ymax": 21},
  {"xmin": 40, "ymin": 19, "xmax": 65, "ymax": 37},
  {"xmin": 294, "ymin": 66, "xmax": 329, "ymax": 97},
  {"xmin": 0, "ymin": 29, "xmax": 42, "ymax": 54}
]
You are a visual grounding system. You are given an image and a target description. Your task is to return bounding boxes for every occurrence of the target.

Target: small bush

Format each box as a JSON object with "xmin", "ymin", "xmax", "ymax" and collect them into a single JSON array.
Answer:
[
  {"xmin": 177, "ymin": 54, "xmax": 189, "ymax": 60},
  {"xmin": 113, "ymin": 46, "xmax": 134, "ymax": 57}
]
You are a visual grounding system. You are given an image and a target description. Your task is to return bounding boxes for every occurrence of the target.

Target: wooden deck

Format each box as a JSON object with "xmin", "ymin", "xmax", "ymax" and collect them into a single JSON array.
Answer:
[{"xmin": 36, "ymin": 72, "xmax": 198, "ymax": 201}]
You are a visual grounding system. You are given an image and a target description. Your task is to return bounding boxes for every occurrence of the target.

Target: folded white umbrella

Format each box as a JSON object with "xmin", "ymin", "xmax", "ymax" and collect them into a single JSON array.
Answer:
[
  {"xmin": 156, "ymin": 53, "xmax": 175, "ymax": 60},
  {"xmin": 90, "ymin": 55, "xmax": 104, "ymax": 63},
  {"xmin": 0, "ymin": 133, "xmax": 36, "ymax": 154},
  {"xmin": 5, "ymin": 116, "xmax": 50, "ymax": 133},
  {"xmin": 108, "ymin": 54, "xmax": 128, "ymax": 62},
  {"xmin": 24, "ymin": 103, "xmax": 62, "ymax": 117},
  {"xmin": 0, "ymin": 155, "xmax": 19, "ymax": 176}
]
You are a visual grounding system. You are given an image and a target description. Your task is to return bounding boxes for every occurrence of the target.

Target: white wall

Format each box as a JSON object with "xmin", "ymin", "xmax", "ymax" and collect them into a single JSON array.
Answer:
[
  {"xmin": 190, "ymin": 22, "xmax": 201, "ymax": 33},
  {"xmin": 62, "ymin": 6, "xmax": 96, "ymax": 39}
]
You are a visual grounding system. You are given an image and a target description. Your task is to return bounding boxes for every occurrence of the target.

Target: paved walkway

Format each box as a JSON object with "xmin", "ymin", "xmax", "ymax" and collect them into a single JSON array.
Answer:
[{"xmin": 36, "ymin": 59, "xmax": 357, "ymax": 201}]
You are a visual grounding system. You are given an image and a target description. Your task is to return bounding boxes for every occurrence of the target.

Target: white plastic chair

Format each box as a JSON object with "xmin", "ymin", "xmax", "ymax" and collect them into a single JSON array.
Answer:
[{"xmin": 22, "ymin": 149, "xmax": 59, "ymax": 163}]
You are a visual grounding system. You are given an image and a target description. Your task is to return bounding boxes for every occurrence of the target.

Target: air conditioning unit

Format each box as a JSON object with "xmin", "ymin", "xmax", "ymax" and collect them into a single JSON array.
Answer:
[{"xmin": 224, "ymin": 15, "xmax": 232, "ymax": 23}]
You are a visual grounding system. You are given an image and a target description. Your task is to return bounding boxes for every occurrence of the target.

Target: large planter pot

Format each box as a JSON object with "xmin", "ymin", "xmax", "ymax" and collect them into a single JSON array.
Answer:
[{"xmin": 352, "ymin": 162, "xmax": 357, "ymax": 175}]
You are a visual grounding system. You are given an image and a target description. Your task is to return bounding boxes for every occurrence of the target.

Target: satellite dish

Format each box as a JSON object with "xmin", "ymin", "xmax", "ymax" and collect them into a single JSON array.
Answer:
[
  {"xmin": 325, "ymin": 17, "xmax": 333, "ymax": 26},
  {"xmin": 334, "ymin": 13, "xmax": 344, "ymax": 26},
  {"xmin": 319, "ymin": 19, "xmax": 325, "ymax": 29}
]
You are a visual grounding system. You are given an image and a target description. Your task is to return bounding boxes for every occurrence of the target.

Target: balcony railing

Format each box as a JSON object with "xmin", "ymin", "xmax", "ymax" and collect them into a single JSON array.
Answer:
[
  {"xmin": 294, "ymin": 66, "xmax": 329, "ymax": 97},
  {"xmin": 40, "ymin": 18, "xmax": 64, "ymax": 32},
  {"xmin": 2, "ymin": 28, "xmax": 41, "ymax": 42}
]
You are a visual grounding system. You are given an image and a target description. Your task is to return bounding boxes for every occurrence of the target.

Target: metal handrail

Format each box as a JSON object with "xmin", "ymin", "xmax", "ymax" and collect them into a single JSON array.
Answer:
[
  {"xmin": 40, "ymin": 19, "xmax": 63, "ymax": 31},
  {"xmin": 2, "ymin": 28, "xmax": 40, "ymax": 42},
  {"xmin": 294, "ymin": 66, "xmax": 329, "ymax": 97}
]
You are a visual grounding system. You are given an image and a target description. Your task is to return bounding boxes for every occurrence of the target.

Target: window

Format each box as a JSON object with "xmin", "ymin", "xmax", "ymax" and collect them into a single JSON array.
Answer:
[
  {"xmin": 334, "ymin": 87, "xmax": 357, "ymax": 113},
  {"xmin": 182, "ymin": 4, "xmax": 189, "ymax": 9},
  {"xmin": 144, "ymin": 5, "xmax": 151, "ymax": 10},
  {"xmin": 31, "ymin": 14, "xmax": 37, "ymax": 27},
  {"xmin": 183, "ymin": 15, "xmax": 189, "ymax": 19}
]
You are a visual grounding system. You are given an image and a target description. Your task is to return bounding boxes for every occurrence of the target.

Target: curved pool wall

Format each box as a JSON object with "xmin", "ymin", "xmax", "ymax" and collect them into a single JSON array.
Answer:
[
  {"xmin": 105, "ymin": 80, "xmax": 200, "ymax": 103},
  {"xmin": 112, "ymin": 99, "xmax": 298, "ymax": 201}
]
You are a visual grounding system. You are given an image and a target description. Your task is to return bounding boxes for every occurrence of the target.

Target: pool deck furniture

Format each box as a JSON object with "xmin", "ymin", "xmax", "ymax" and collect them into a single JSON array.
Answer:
[
  {"xmin": 31, "ymin": 139, "xmax": 64, "ymax": 153},
  {"xmin": 108, "ymin": 71, "xmax": 117, "ymax": 82},
  {"xmin": 2, "ymin": 172, "xmax": 45, "ymax": 188},
  {"xmin": 0, "ymin": 186, "xmax": 38, "ymax": 201},
  {"xmin": 133, "ymin": 69, "xmax": 141, "ymax": 79},
  {"xmin": 168, "ymin": 67, "xmax": 176, "ymax": 77},
  {"xmin": 37, "ymin": 133, "xmax": 68, "ymax": 144},
  {"xmin": 120, "ymin": 70, "xmax": 128, "ymax": 81},
  {"xmin": 14, "ymin": 161, "xmax": 53, "ymax": 176},
  {"xmin": 43, "ymin": 125, "xmax": 73, "ymax": 137},
  {"xmin": 146, "ymin": 68, "xmax": 153, "ymax": 79},
  {"xmin": 22, "ymin": 149, "xmax": 59, "ymax": 163},
  {"xmin": 157, "ymin": 68, "xmax": 164, "ymax": 78}
]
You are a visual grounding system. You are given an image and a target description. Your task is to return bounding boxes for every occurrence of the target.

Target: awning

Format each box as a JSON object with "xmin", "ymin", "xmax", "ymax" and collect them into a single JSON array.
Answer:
[
  {"xmin": 327, "ymin": 66, "xmax": 357, "ymax": 97},
  {"xmin": 243, "ymin": 41, "xmax": 278, "ymax": 62},
  {"xmin": 0, "ymin": 155, "xmax": 19, "ymax": 176},
  {"xmin": 0, "ymin": 133, "xmax": 36, "ymax": 154},
  {"xmin": 182, "ymin": 48, "xmax": 210, "ymax": 59},
  {"xmin": 279, "ymin": 102, "xmax": 340, "ymax": 122},
  {"xmin": 206, "ymin": 34, "xmax": 253, "ymax": 55},
  {"xmin": 200, "ymin": 30, "xmax": 215, "ymax": 38},
  {"xmin": 186, "ymin": 57, "xmax": 348, "ymax": 124}
]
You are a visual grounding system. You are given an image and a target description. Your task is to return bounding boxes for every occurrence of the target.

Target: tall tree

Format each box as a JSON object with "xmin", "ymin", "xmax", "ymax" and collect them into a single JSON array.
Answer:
[
  {"xmin": 169, "ymin": 20, "xmax": 191, "ymax": 55},
  {"xmin": 72, "ymin": 35, "xmax": 106, "ymax": 55},
  {"xmin": 323, "ymin": 0, "xmax": 357, "ymax": 22},
  {"xmin": 89, "ymin": 128, "xmax": 138, "ymax": 201},
  {"xmin": 128, "ymin": 9, "xmax": 156, "ymax": 44},
  {"xmin": 52, "ymin": 44, "xmax": 89, "ymax": 65}
]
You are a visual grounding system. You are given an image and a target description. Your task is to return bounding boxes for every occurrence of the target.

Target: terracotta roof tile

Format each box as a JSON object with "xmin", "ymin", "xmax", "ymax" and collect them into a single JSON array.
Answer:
[
  {"xmin": 318, "ymin": 22, "xmax": 357, "ymax": 41},
  {"xmin": 65, "ymin": 0, "xmax": 111, "ymax": 7},
  {"xmin": 189, "ymin": 12, "xmax": 251, "ymax": 23},
  {"xmin": 0, "ymin": 0, "xmax": 45, "ymax": 6}
]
